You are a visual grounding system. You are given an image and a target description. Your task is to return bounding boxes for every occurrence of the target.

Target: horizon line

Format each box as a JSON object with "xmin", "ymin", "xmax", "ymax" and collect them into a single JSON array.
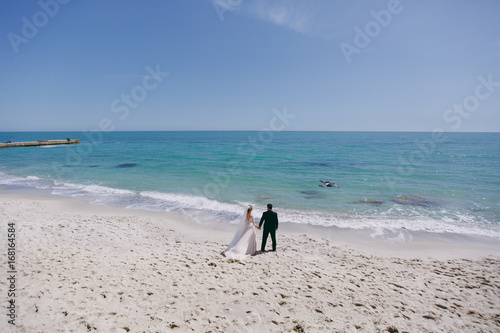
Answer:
[{"xmin": 1, "ymin": 130, "xmax": 499, "ymax": 134}]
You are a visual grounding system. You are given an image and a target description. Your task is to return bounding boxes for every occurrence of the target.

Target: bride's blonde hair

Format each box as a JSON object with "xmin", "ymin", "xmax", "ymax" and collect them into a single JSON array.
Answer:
[{"xmin": 247, "ymin": 205, "xmax": 253, "ymax": 213}]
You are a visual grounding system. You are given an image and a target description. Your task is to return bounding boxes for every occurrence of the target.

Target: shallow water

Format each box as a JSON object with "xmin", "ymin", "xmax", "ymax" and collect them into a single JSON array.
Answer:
[{"xmin": 1, "ymin": 131, "xmax": 499, "ymax": 240}]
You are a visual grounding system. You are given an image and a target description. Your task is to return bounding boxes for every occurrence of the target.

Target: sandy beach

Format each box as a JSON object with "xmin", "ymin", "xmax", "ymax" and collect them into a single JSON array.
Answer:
[{"xmin": 1, "ymin": 192, "xmax": 500, "ymax": 332}]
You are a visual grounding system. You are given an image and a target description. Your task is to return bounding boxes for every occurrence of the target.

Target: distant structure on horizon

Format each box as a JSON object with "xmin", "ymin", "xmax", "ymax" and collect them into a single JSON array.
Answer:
[{"xmin": 0, "ymin": 139, "xmax": 80, "ymax": 149}]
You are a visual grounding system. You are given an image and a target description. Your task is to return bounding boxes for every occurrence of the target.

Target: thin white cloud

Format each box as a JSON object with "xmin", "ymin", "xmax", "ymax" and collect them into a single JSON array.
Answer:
[
  {"xmin": 236, "ymin": 0, "xmax": 351, "ymax": 40},
  {"xmin": 240, "ymin": 0, "xmax": 314, "ymax": 35}
]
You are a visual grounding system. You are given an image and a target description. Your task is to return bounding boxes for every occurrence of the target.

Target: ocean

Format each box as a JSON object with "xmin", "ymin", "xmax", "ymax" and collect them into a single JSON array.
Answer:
[{"xmin": 1, "ymin": 131, "xmax": 499, "ymax": 242}]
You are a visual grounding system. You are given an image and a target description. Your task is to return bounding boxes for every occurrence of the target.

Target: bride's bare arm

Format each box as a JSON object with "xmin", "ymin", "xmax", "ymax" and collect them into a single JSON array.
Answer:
[{"xmin": 251, "ymin": 217, "xmax": 261, "ymax": 228}]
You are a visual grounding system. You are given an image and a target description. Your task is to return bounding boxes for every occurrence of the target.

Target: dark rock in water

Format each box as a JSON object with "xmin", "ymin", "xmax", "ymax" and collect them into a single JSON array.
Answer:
[
  {"xmin": 88, "ymin": 165, "xmax": 99, "ymax": 168},
  {"xmin": 305, "ymin": 194, "xmax": 326, "ymax": 199},
  {"xmin": 115, "ymin": 163, "xmax": 138, "ymax": 168},
  {"xmin": 350, "ymin": 199, "xmax": 384, "ymax": 205},
  {"xmin": 259, "ymin": 195, "xmax": 275, "ymax": 200},
  {"xmin": 300, "ymin": 190, "xmax": 318, "ymax": 195},
  {"xmin": 300, "ymin": 190, "xmax": 326, "ymax": 199},
  {"xmin": 306, "ymin": 162, "xmax": 332, "ymax": 167},
  {"xmin": 393, "ymin": 195, "xmax": 435, "ymax": 207}
]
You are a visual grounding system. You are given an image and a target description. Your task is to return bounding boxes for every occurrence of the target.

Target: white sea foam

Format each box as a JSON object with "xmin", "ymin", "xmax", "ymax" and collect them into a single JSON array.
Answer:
[
  {"xmin": 0, "ymin": 172, "xmax": 51, "ymax": 189},
  {"xmin": 275, "ymin": 206, "xmax": 500, "ymax": 239},
  {"xmin": 0, "ymin": 172, "xmax": 26, "ymax": 184},
  {"xmin": 129, "ymin": 191, "xmax": 248, "ymax": 224},
  {"xmin": 1, "ymin": 171, "xmax": 499, "ymax": 240},
  {"xmin": 52, "ymin": 182, "xmax": 135, "ymax": 199},
  {"xmin": 139, "ymin": 191, "xmax": 244, "ymax": 214},
  {"xmin": 127, "ymin": 190, "xmax": 500, "ymax": 239}
]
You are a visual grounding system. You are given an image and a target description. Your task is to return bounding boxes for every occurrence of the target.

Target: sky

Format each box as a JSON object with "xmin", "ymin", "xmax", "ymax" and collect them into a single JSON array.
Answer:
[{"xmin": 0, "ymin": 0, "xmax": 499, "ymax": 132}]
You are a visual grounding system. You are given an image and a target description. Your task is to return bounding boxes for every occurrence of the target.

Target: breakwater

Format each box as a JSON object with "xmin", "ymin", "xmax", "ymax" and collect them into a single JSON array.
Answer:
[{"xmin": 0, "ymin": 139, "xmax": 79, "ymax": 149}]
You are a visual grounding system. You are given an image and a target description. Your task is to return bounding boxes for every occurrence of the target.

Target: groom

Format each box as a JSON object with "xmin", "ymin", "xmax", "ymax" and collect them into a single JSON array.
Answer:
[{"xmin": 259, "ymin": 203, "xmax": 279, "ymax": 252}]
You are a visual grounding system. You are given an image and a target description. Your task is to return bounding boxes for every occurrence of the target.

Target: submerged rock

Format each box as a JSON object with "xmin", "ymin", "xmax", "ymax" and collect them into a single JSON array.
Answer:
[
  {"xmin": 115, "ymin": 163, "xmax": 138, "ymax": 168},
  {"xmin": 305, "ymin": 162, "xmax": 332, "ymax": 167},
  {"xmin": 259, "ymin": 195, "xmax": 275, "ymax": 200},
  {"xmin": 350, "ymin": 199, "xmax": 384, "ymax": 205},
  {"xmin": 393, "ymin": 195, "xmax": 436, "ymax": 207},
  {"xmin": 300, "ymin": 190, "xmax": 326, "ymax": 199},
  {"xmin": 300, "ymin": 190, "xmax": 318, "ymax": 195}
]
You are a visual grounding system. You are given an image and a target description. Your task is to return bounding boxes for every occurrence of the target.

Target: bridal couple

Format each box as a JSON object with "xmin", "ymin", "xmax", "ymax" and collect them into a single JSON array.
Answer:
[{"xmin": 222, "ymin": 204, "xmax": 278, "ymax": 260}]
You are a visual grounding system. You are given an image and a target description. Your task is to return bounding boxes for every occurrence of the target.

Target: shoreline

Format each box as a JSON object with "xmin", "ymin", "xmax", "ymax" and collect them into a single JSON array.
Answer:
[
  {"xmin": 1, "ymin": 192, "xmax": 500, "ymax": 332},
  {"xmin": 1, "ymin": 184, "xmax": 499, "ymax": 259},
  {"xmin": 1, "ymin": 164, "xmax": 499, "ymax": 241}
]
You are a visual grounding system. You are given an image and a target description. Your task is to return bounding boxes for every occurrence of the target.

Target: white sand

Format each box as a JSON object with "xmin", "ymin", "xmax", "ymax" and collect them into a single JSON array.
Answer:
[{"xmin": 1, "ymin": 193, "xmax": 499, "ymax": 332}]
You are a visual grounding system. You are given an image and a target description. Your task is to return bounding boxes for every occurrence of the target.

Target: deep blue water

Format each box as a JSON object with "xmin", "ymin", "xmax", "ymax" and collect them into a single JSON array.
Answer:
[{"xmin": 1, "ymin": 131, "xmax": 499, "ymax": 240}]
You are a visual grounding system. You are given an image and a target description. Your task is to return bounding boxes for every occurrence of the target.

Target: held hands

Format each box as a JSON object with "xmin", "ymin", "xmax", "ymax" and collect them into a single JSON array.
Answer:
[{"xmin": 252, "ymin": 220, "xmax": 261, "ymax": 230}]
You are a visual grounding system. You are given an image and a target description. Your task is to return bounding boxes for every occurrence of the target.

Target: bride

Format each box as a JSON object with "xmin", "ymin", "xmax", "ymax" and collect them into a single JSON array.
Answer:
[{"xmin": 222, "ymin": 205, "xmax": 260, "ymax": 260}]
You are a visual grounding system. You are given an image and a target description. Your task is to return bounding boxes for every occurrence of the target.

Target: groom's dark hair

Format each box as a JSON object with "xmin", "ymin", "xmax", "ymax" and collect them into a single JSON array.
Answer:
[{"xmin": 267, "ymin": 203, "xmax": 273, "ymax": 210}]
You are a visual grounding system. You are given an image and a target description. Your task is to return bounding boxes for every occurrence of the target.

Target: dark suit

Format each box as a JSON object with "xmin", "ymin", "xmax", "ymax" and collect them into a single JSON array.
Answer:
[{"xmin": 259, "ymin": 210, "xmax": 278, "ymax": 251}]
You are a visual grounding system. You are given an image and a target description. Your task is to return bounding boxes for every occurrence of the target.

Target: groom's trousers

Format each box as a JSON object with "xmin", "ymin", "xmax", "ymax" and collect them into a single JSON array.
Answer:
[{"xmin": 261, "ymin": 227, "xmax": 276, "ymax": 251}]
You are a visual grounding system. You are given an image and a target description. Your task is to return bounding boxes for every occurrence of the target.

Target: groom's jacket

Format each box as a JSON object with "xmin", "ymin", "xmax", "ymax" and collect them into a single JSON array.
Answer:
[{"xmin": 259, "ymin": 210, "xmax": 278, "ymax": 230}]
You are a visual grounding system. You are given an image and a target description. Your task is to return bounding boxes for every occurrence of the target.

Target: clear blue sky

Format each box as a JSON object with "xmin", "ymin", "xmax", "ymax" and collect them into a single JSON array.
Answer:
[{"xmin": 1, "ymin": 0, "xmax": 499, "ymax": 132}]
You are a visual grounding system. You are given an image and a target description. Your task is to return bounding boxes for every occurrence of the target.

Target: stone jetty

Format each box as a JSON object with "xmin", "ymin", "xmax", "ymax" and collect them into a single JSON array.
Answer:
[{"xmin": 0, "ymin": 139, "xmax": 80, "ymax": 149}]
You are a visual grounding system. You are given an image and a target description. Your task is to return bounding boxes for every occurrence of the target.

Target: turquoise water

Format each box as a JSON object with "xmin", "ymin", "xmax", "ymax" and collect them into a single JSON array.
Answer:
[{"xmin": 1, "ymin": 131, "xmax": 499, "ymax": 240}]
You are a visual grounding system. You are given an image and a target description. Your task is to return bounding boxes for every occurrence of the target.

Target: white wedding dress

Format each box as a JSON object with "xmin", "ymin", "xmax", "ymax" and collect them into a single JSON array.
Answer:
[{"xmin": 222, "ymin": 210, "xmax": 257, "ymax": 260}]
